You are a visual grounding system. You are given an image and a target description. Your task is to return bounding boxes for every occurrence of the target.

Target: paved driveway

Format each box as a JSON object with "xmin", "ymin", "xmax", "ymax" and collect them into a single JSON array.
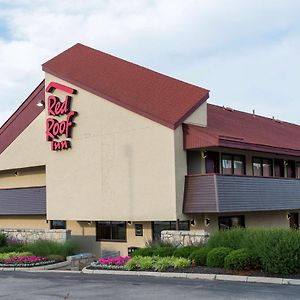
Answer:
[{"xmin": 0, "ymin": 271, "xmax": 299, "ymax": 299}]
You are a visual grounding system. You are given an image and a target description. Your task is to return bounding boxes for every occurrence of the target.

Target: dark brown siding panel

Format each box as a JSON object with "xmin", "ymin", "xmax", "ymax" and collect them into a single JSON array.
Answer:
[
  {"xmin": 217, "ymin": 176, "xmax": 300, "ymax": 212},
  {"xmin": 0, "ymin": 187, "xmax": 46, "ymax": 215},
  {"xmin": 183, "ymin": 175, "xmax": 217, "ymax": 213}
]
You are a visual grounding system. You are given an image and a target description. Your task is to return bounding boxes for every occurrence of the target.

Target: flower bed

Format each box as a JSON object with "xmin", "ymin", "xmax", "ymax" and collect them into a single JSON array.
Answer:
[
  {"xmin": 90, "ymin": 256, "xmax": 131, "ymax": 270},
  {"xmin": 0, "ymin": 255, "xmax": 56, "ymax": 268}
]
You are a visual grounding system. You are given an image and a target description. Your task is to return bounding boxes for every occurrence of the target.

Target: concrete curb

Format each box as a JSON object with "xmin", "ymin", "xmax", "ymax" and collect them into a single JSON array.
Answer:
[
  {"xmin": 0, "ymin": 261, "xmax": 71, "ymax": 272},
  {"xmin": 81, "ymin": 267, "xmax": 300, "ymax": 286}
]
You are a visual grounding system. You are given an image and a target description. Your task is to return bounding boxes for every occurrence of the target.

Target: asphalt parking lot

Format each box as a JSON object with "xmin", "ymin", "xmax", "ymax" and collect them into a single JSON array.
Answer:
[{"xmin": 0, "ymin": 271, "xmax": 299, "ymax": 300}]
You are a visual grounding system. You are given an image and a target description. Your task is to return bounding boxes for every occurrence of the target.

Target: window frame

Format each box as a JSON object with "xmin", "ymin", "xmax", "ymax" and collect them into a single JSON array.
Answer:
[
  {"xmin": 218, "ymin": 215, "xmax": 245, "ymax": 230},
  {"xmin": 221, "ymin": 153, "xmax": 246, "ymax": 175},
  {"xmin": 96, "ymin": 221, "xmax": 127, "ymax": 242},
  {"xmin": 252, "ymin": 157, "xmax": 273, "ymax": 177},
  {"xmin": 50, "ymin": 220, "xmax": 66, "ymax": 230},
  {"xmin": 152, "ymin": 221, "xmax": 190, "ymax": 240}
]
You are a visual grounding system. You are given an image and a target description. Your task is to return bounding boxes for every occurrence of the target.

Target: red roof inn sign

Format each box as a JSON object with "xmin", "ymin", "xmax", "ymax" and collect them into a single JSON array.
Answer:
[{"xmin": 45, "ymin": 82, "xmax": 77, "ymax": 151}]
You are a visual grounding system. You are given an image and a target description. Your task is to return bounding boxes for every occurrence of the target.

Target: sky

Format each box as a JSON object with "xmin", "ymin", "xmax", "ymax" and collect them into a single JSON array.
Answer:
[{"xmin": 0, "ymin": 0, "xmax": 299, "ymax": 126}]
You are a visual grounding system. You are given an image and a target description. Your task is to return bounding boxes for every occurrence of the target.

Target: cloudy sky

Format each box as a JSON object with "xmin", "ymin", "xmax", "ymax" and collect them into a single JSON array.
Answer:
[{"xmin": 0, "ymin": 0, "xmax": 299, "ymax": 126}]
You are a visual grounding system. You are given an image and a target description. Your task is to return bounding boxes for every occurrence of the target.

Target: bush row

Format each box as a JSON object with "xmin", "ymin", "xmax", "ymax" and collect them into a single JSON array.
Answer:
[
  {"xmin": 126, "ymin": 256, "xmax": 191, "ymax": 271},
  {"xmin": 208, "ymin": 228, "xmax": 300, "ymax": 274},
  {"xmin": 0, "ymin": 240, "xmax": 77, "ymax": 259}
]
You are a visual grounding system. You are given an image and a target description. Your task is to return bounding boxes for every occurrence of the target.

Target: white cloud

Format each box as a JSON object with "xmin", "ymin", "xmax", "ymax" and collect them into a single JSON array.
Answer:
[{"xmin": 0, "ymin": 0, "xmax": 300, "ymax": 125}]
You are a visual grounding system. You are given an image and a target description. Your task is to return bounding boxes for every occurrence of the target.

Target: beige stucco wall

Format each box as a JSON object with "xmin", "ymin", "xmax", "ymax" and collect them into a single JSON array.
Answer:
[
  {"xmin": 67, "ymin": 220, "xmax": 152, "ymax": 257},
  {"xmin": 0, "ymin": 113, "xmax": 47, "ymax": 171},
  {"xmin": 0, "ymin": 166, "xmax": 45, "ymax": 189},
  {"xmin": 189, "ymin": 211, "xmax": 290, "ymax": 235},
  {"xmin": 45, "ymin": 74, "xmax": 178, "ymax": 221},
  {"xmin": 184, "ymin": 101, "xmax": 207, "ymax": 127},
  {"xmin": 174, "ymin": 126, "xmax": 188, "ymax": 220},
  {"xmin": 0, "ymin": 215, "xmax": 48, "ymax": 229}
]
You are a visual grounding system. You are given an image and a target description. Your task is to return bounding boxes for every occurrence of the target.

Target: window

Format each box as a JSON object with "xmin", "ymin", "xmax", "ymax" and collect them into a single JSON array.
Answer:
[
  {"xmin": 96, "ymin": 221, "xmax": 126, "ymax": 241},
  {"xmin": 152, "ymin": 221, "xmax": 190, "ymax": 240},
  {"xmin": 286, "ymin": 160, "xmax": 296, "ymax": 178},
  {"xmin": 50, "ymin": 220, "xmax": 66, "ymax": 229},
  {"xmin": 221, "ymin": 154, "xmax": 245, "ymax": 175},
  {"xmin": 252, "ymin": 157, "xmax": 273, "ymax": 177},
  {"xmin": 218, "ymin": 216, "xmax": 245, "ymax": 230},
  {"xmin": 135, "ymin": 224, "xmax": 143, "ymax": 236},
  {"xmin": 297, "ymin": 162, "xmax": 300, "ymax": 179}
]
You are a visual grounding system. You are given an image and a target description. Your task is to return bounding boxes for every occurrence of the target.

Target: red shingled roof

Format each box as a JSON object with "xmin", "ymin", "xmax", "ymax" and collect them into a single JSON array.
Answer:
[
  {"xmin": 42, "ymin": 43, "xmax": 209, "ymax": 129},
  {"xmin": 0, "ymin": 81, "xmax": 45, "ymax": 155},
  {"xmin": 183, "ymin": 104, "xmax": 300, "ymax": 156}
]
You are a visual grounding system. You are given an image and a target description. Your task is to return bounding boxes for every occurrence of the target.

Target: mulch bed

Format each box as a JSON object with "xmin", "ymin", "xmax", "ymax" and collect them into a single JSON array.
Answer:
[{"xmin": 163, "ymin": 266, "xmax": 300, "ymax": 279}]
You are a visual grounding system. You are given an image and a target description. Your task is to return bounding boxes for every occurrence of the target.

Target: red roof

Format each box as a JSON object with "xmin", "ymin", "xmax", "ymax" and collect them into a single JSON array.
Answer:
[
  {"xmin": 183, "ymin": 104, "xmax": 300, "ymax": 156},
  {"xmin": 42, "ymin": 43, "xmax": 209, "ymax": 129},
  {"xmin": 0, "ymin": 81, "xmax": 45, "ymax": 155}
]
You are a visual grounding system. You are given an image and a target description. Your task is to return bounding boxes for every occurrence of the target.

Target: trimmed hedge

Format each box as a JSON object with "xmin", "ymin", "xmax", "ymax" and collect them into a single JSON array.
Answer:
[
  {"xmin": 189, "ymin": 247, "xmax": 210, "ymax": 266},
  {"xmin": 206, "ymin": 247, "xmax": 232, "ymax": 268},
  {"xmin": 224, "ymin": 248, "xmax": 255, "ymax": 270},
  {"xmin": 173, "ymin": 246, "xmax": 198, "ymax": 258}
]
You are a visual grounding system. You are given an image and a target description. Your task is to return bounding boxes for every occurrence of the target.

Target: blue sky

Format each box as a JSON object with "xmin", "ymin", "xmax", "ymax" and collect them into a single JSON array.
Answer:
[{"xmin": 0, "ymin": 0, "xmax": 300, "ymax": 126}]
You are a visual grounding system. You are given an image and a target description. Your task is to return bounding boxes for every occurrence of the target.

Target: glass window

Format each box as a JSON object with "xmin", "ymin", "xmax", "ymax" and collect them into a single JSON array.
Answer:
[
  {"xmin": 286, "ymin": 160, "xmax": 296, "ymax": 178},
  {"xmin": 50, "ymin": 220, "xmax": 66, "ymax": 229},
  {"xmin": 233, "ymin": 155, "xmax": 245, "ymax": 175},
  {"xmin": 221, "ymin": 154, "xmax": 233, "ymax": 174},
  {"xmin": 218, "ymin": 216, "xmax": 245, "ymax": 230},
  {"xmin": 135, "ymin": 224, "xmax": 143, "ymax": 236},
  {"xmin": 297, "ymin": 162, "xmax": 300, "ymax": 179},
  {"xmin": 262, "ymin": 159, "xmax": 272, "ymax": 177},
  {"xmin": 96, "ymin": 221, "xmax": 126, "ymax": 241},
  {"xmin": 253, "ymin": 157, "xmax": 262, "ymax": 176},
  {"xmin": 221, "ymin": 154, "xmax": 245, "ymax": 175},
  {"xmin": 253, "ymin": 157, "xmax": 272, "ymax": 177},
  {"xmin": 152, "ymin": 221, "xmax": 190, "ymax": 240}
]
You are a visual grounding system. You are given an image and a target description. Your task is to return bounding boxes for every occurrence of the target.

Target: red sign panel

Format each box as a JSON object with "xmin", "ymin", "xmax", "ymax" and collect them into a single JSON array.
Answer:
[{"xmin": 45, "ymin": 82, "xmax": 77, "ymax": 151}]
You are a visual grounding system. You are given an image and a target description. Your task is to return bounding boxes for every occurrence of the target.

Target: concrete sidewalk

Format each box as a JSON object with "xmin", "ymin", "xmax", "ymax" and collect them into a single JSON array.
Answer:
[{"xmin": 81, "ymin": 267, "xmax": 300, "ymax": 286}]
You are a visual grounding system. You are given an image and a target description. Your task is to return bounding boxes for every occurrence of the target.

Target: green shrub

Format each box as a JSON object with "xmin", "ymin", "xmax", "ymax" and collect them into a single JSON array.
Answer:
[
  {"xmin": 0, "ymin": 251, "xmax": 33, "ymax": 261},
  {"xmin": 224, "ymin": 248, "xmax": 257, "ymax": 270},
  {"xmin": 207, "ymin": 228, "xmax": 246, "ymax": 250},
  {"xmin": 172, "ymin": 257, "xmax": 191, "ymax": 269},
  {"xmin": 125, "ymin": 256, "xmax": 191, "ymax": 271},
  {"xmin": 131, "ymin": 247, "xmax": 156, "ymax": 257},
  {"xmin": 0, "ymin": 234, "xmax": 7, "ymax": 247},
  {"xmin": 206, "ymin": 228, "xmax": 300, "ymax": 274},
  {"xmin": 0, "ymin": 245, "xmax": 25, "ymax": 253},
  {"xmin": 206, "ymin": 247, "xmax": 232, "ymax": 268},
  {"xmin": 153, "ymin": 247, "xmax": 175, "ymax": 257},
  {"xmin": 173, "ymin": 246, "xmax": 198, "ymax": 258},
  {"xmin": 189, "ymin": 247, "xmax": 210, "ymax": 266},
  {"xmin": 23, "ymin": 240, "xmax": 77, "ymax": 258}
]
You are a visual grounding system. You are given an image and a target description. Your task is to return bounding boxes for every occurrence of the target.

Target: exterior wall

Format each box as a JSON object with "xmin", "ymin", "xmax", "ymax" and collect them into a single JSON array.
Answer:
[
  {"xmin": 188, "ymin": 211, "xmax": 290, "ymax": 235},
  {"xmin": 100, "ymin": 222, "xmax": 152, "ymax": 256},
  {"xmin": 0, "ymin": 215, "xmax": 48, "ymax": 229},
  {"xmin": 45, "ymin": 74, "xmax": 177, "ymax": 221},
  {"xmin": 174, "ymin": 126, "xmax": 188, "ymax": 219},
  {"xmin": 0, "ymin": 113, "xmax": 47, "ymax": 171},
  {"xmin": 184, "ymin": 101, "xmax": 207, "ymax": 127},
  {"xmin": 67, "ymin": 221, "xmax": 152, "ymax": 257},
  {"xmin": 0, "ymin": 166, "xmax": 45, "ymax": 189},
  {"xmin": 198, "ymin": 147, "xmax": 300, "ymax": 176}
]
